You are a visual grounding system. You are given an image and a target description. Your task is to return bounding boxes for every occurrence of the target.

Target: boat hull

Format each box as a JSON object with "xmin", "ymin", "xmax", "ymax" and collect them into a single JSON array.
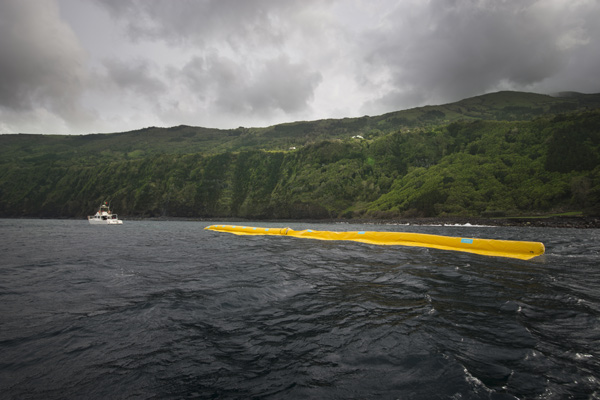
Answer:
[{"xmin": 88, "ymin": 217, "xmax": 123, "ymax": 225}]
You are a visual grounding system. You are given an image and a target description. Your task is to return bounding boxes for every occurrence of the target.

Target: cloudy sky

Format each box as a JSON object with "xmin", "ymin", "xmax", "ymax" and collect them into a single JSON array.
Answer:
[{"xmin": 1, "ymin": 0, "xmax": 599, "ymax": 135}]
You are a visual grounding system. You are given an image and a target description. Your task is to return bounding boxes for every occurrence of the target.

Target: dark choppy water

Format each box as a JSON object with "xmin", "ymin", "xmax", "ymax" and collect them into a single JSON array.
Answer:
[{"xmin": 1, "ymin": 219, "xmax": 599, "ymax": 399}]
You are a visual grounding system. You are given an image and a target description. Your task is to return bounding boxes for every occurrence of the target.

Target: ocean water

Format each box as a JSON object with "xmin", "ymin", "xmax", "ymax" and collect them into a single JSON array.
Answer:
[{"xmin": 1, "ymin": 219, "xmax": 599, "ymax": 399}]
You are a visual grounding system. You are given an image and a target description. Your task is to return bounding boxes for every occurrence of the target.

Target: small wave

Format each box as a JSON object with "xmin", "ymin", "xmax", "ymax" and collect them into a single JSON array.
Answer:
[{"xmin": 442, "ymin": 223, "xmax": 495, "ymax": 228}]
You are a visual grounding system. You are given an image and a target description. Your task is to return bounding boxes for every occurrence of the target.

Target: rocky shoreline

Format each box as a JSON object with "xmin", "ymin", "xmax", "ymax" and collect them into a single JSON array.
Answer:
[
  {"xmin": 200, "ymin": 215, "xmax": 600, "ymax": 229},
  {"xmin": 359, "ymin": 216, "xmax": 600, "ymax": 229}
]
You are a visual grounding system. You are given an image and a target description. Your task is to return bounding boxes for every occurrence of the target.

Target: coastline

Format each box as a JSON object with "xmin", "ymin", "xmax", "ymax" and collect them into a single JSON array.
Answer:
[
  {"xmin": 347, "ymin": 216, "xmax": 600, "ymax": 229},
  {"xmin": 184, "ymin": 215, "xmax": 600, "ymax": 229},
  {"xmin": 3, "ymin": 215, "xmax": 599, "ymax": 229}
]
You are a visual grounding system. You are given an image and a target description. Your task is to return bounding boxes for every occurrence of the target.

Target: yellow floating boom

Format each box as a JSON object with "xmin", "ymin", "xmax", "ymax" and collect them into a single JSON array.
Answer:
[{"xmin": 204, "ymin": 225, "xmax": 545, "ymax": 260}]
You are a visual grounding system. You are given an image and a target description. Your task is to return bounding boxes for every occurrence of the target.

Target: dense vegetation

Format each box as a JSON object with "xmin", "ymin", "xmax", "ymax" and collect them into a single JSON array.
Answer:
[{"xmin": 1, "ymin": 91, "xmax": 599, "ymax": 219}]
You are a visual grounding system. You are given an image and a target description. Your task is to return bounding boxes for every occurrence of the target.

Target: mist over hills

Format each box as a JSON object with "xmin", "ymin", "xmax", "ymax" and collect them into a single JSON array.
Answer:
[{"xmin": 1, "ymin": 91, "xmax": 599, "ymax": 220}]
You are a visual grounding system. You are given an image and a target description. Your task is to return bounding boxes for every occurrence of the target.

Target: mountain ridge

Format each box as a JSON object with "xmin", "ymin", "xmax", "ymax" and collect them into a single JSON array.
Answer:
[{"xmin": 2, "ymin": 90, "xmax": 600, "ymax": 161}]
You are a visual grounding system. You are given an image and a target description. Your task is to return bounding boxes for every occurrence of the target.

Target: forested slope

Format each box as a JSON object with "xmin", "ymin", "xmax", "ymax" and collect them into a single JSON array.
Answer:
[{"xmin": 1, "ymin": 91, "xmax": 599, "ymax": 219}]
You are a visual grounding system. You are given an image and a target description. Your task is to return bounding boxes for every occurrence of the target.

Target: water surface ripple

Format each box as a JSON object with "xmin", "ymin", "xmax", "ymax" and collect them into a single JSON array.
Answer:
[{"xmin": 1, "ymin": 219, "xmax": 599, "ymax": 399}]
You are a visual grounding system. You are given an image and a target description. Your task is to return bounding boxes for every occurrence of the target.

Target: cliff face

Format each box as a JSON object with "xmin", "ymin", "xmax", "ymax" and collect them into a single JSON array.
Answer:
[{"xmin": 1, "ymin": 92, "xmax": 599, "ymax": 220}]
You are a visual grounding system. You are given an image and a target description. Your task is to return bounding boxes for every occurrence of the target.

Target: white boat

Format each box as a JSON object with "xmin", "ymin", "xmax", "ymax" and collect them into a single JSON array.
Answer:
[{"xmin": 88, "ymin": 202, "xmax": 123, "ymax": 225}]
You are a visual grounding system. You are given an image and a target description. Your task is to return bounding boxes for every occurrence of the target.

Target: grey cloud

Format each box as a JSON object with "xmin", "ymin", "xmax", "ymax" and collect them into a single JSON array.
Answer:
[
  {"xmin": 94, "ymin": 0, "xmax": 315, "ymax": 48},
  {"xmin": 180, "ymin": 53, "xmax": 246, "ymax": 109},
  {"xmin": 244, "ymin": 56, "xmax": 322, "ymax": 114},
  {"xmin": 360, "ymin": 0, "xmax": 600, "ymax": 113},
  {"xmin": 181, "ymin": 53, "xmax": 321, "ymax": 115},
  {"xmin": 102, "ymin": 58, "xmax": 167, "ymax": 97},
  {"xmin": 0, "ymin": 0, "xmax": 92, "ymax": 128}
]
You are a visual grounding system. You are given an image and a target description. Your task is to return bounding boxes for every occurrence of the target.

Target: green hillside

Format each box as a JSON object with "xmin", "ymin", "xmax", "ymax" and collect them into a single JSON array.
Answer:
[{"xmin": 1, "ymin": 91, "xmax": 599, "ymax": 219}]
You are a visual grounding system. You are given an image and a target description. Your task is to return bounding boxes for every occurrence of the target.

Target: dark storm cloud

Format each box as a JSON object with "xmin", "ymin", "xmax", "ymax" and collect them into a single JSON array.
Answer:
[
  {"xmin": 96, "ymin": 0, "xmax": 325, "ymax": 119},
  {"xmin": 180, "ymin": 53, "xmax": 322, "ymax": 114},
  {"xmin": 102, "ymin": 58, "xmax": 167, "ymax": 97},
  {"xmin": 244, "ymin": 56, "xmax": 322, "ymax": 114},
  {"xmin": 0, "ymin": 0, "xmax": 92, "ymax": 128},
  {"xmin": 359, "ymin": 0, "xmax": 600, "ymax": 113},
  {"xmin": 94, "ymin": 0, "xmax": 314, "ymax": 47}
]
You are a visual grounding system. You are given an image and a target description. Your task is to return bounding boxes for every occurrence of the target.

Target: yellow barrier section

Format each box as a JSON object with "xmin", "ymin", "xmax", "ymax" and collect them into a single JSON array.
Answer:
[{"xmin": 205, "ymin": 225, "xmax": 545, "ymax": 260}]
